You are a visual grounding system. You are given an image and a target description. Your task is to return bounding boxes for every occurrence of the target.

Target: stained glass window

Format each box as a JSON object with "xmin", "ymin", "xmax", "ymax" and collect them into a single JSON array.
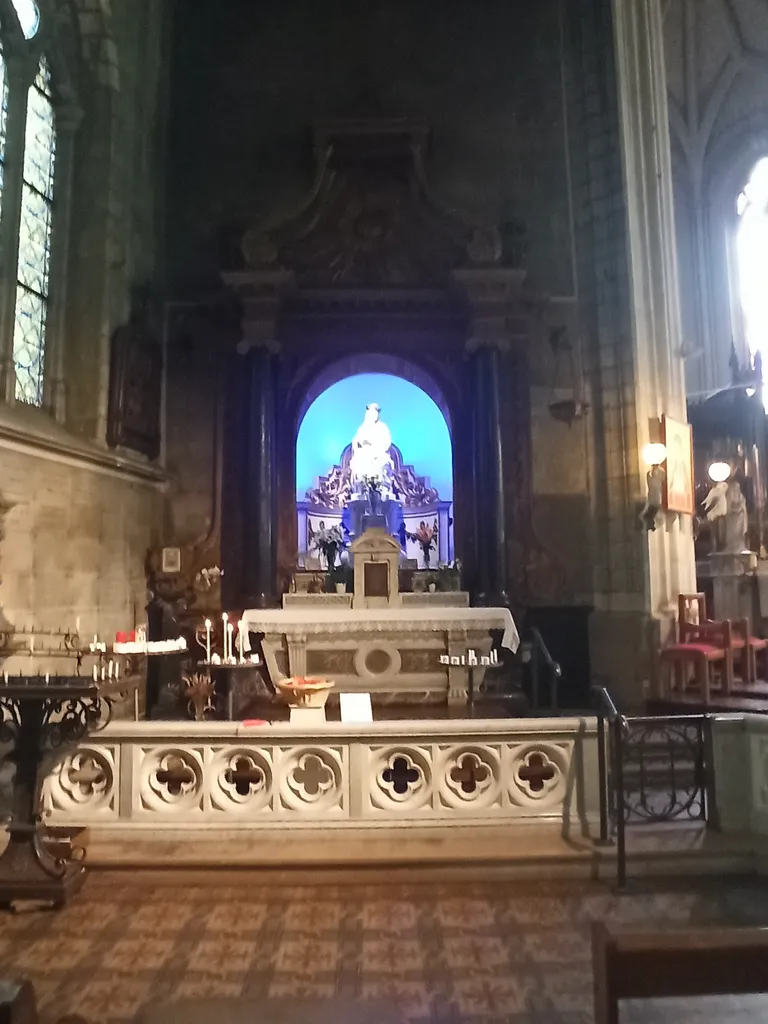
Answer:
[
  {"xmin": 13, "ymin": 57, "xmax": 56, "ymax": 405},
  {"xmin": 10, "ymin": 0, "xmax": 40, "ymax": 40}
]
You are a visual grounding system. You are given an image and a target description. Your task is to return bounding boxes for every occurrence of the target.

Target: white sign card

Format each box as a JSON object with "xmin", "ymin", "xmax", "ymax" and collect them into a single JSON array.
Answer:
[{"xmin": 339, "ymin": 692, "xmax": 374, "ymax": 723}]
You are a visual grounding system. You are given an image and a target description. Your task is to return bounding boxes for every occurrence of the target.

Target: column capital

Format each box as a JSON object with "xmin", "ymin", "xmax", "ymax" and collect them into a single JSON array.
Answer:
[{"xmin": 236, "ymin": 338, "xmax": 281, "ymax": 357}]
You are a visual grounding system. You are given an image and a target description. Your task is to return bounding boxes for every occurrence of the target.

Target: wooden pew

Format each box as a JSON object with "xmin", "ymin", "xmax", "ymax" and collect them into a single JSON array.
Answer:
[
  {"xmin": 0, "ymin": 980, "xmax": 89, "ymax": 1024},
  {"xmin": 592, "ymin": 922, "xmax": 768, "ymax": 1024}
]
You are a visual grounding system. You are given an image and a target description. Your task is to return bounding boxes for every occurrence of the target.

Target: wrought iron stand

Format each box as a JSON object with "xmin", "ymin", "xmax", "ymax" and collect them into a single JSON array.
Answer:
[{"xmin": 0, "ymin": 677, "xmax": 128, "ymax": 909}]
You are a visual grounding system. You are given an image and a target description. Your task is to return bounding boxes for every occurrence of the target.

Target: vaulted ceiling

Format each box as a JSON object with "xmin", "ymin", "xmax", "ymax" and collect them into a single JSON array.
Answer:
[{"xmin": 663, "ymin": 0, "xmax": 768, "ymax": 180}]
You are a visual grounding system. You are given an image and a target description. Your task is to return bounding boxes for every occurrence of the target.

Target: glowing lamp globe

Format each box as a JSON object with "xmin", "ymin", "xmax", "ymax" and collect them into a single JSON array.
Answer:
[
  {"xmin": 708, "ymin": 461, "xmax": 731, "ymax": 483},
  {"xmin": 642, "ymin": 443, "xmax": 667, "ymax": 467}
]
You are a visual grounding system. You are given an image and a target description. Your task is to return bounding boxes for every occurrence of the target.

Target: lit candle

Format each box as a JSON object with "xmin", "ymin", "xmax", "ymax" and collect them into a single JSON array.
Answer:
[
  {"xmin": 204, "ymin": 618, "xmax": 212, "ymax": 663},
  {"xmin": 222, "ymin": 613, "xmax": 228, "ymax": 661},
  {"xmin": 3, "ymin": 672, "xmax": 7, "ymax": 684},
  {"xmin": 227, "ymin": 622, "xmax": 234, "ymax": 663},
  {"xmin": 93, "ymin": 634, "xmax": 98, "ymax": 648},
  {"xmin": 29, "ymin": 636, "xmax": 34, "ymax": 654},
  {"xmin": 45, "ymin": 672, "xmax": 49, "ymax": 684},
  {"xmin": 93, "ymin": 666, "xmax": 98, "ymax": 682},
  {"xmin": 101, "ymin": 665, "xmax": 105, "ymax": 681}
]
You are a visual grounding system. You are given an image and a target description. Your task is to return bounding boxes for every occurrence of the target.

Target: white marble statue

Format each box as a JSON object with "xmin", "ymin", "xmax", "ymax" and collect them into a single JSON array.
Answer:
[
  {"xmin": 702, "ymin": 481, "xmax": 728, "ymax": 521},
  {"xmin": 350, "ymin": 403, "xmax": 394, "ymax": 495},
  {"xmin": 724, "ymin": 480, "xmax": 749, "ymax": 553}
]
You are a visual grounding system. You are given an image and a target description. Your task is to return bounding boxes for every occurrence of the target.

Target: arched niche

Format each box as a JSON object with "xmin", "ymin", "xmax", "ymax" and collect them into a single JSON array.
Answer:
[{"xmin": 293, "ymin": 366, "xmax": 455, "ymax": 571}]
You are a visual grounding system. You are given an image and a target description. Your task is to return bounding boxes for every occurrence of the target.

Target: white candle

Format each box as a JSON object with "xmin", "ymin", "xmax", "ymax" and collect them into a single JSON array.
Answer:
[
  {"xmin": 93, "ymin": 666, "xmax": 98, "ymax": 682},
  {"xmin": 29, "ymin": 636, "xmax": 34, "ymax": 653},
  {"xmin": 93, "ymin": 634, "xmax": 98, "ymax": 648},
  {"xmin": 222, "ymin": 613, "xmax": 228, "ymax": 660},
  {"xmin": 205, "ymin": 618, "xmax": 212, "ymax": 663},
  {"xmin": 75, "ymin": 616, "xmax": 81, "ymax": 634},
  {"xmin": 227, "ymin": 622, "xmax": 234, "ymax": 663},
  {"xmin": 3, "ymin": 672, "xmax": 7, "ymax": 684},
  {"xmin": 45, "ymin": 672, "xmax": 49, "ymax": 684},
  {"xmin": 108, "ymin": 660, "xmax": 113, "ymax": 679},
  {"xmin": 115, "ymin": 661, "xmax": 120, "ymax": 680}
]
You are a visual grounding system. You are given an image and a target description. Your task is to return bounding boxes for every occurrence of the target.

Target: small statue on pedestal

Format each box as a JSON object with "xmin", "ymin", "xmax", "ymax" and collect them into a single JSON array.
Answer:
[{"xmin": 724, "ymin": 481, "xmax": 749, "ymax": 553}]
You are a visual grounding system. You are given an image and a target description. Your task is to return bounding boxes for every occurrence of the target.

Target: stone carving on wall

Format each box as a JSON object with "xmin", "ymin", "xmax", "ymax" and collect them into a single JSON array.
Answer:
[
  {"xmin": 305, "ymin": 444, "xmax": 439, "ymax": 510},
  {"xmin": 239, "ymin": 119, "xmax": 514, "ymax": 289},
  {"xmin": 107, "ymin": 287, "xmax": 162, "ymax": 461}
]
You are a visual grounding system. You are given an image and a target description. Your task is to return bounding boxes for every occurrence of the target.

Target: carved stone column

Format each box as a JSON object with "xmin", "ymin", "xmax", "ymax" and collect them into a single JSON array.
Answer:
[
  {"xmin": 239, "ymin": 338, "xmax": 280, "ymax": 608},
  {"xmin": 467, "ymin": 338, "xmax": 508, "ymax": 605}
]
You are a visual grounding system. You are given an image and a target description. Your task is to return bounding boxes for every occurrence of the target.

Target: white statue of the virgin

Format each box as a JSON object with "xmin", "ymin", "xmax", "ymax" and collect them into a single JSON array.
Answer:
[{"xmin": 349, "ymin": 403, "xmax": 394, "ymax": 494}]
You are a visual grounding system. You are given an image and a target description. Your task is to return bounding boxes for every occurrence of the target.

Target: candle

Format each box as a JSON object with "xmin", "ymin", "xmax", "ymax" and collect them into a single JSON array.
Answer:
[
  {"xmin": 108, "ymin": 660, "xmax": 113, "ymax": 679},
  {"xmin": 227, "ymin": 622, "xmax": 234, "ymax": 663},
  {"xmin": 45, "ymin": 672, "xmax": 49, "ymax": 684},
  {"xmin": 222, "ymin": 613, "xmax": 229, "ymax": 660},
  {"xmin": 93, "ymin": 633, "xmax": 98, "ymax": 648},
  {"xmin": 93, "ymin": 666, "xmax": 98, "ymax": 682},
  {"xmin": 115, "ymin": 661, "xmax": 120, "ymax": 681},
  {"xmin": 204, "ymin": 618, "xmax": 212, "ymax": 663},
  {"xmin": 75, "ymin": 616, "xmax": 81, "ymax": 634},
  {"xmin": 29, "ymin": 636, "xmax": 34, "ymax": 654},
  {"xmin": 3, "ymin": 672, "xmax": 7, "ymax": 684}
]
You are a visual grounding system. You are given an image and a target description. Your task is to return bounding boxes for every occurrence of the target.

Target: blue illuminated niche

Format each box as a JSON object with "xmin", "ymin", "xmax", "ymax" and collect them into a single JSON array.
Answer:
[{"xmin": 296, "ymin": 373, "xmax": 453, "ymax": 500}]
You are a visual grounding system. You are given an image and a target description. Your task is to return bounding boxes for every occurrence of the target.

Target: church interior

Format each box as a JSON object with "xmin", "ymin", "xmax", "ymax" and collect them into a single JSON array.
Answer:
[{"xmin": 6, "ymin": 0, "xmax": 768, "ymax": 1020}]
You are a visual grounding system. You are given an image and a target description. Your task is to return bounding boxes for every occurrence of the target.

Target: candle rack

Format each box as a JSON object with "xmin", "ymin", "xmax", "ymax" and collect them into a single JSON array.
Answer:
[{"xmin": 0, "ymin": 625, "xmax": 84, "ymax": 660}]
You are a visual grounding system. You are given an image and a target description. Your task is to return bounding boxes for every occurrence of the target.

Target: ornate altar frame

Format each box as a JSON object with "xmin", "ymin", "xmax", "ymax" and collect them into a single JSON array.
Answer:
[{"xmin": 220, "ymin": 117, "xmax": 556, "ymax": 609}]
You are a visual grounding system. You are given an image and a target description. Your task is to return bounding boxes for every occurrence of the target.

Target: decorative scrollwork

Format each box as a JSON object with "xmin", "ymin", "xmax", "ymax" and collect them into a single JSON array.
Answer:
[
  {"xmin": 0, "ymin": 698, "xmax": 20, "ymax": 746},
  {"xmin": 305, "ymin": 444, "xmax": 439, "ymax": 509},
  {"xmin": 620, "ymin": 721, "xmax": 708, "ymax": 824},
  {"xmin": 42, "ymin": 697, "xmax": 103, "ymax": 750}
]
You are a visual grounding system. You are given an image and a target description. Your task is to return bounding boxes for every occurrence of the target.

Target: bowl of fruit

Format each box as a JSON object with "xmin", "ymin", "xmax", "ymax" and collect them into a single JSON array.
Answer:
[{"xmin": 275, "ymin": 676, "xmax": 335, "ymax": 709}]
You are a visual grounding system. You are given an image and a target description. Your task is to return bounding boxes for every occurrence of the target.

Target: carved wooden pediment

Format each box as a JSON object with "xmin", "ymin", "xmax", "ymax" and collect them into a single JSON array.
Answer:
[
  {"xmin": 241, "ymin": 119, "xmax": 499, "ymax": 289},
  {"xmin": 303, "ymin": 444, "xmax": 440, "ymax": 510}
]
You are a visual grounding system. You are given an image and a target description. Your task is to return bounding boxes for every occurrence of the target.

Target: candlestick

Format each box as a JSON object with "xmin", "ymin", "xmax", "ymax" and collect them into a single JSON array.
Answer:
[
  {"xmin": 227, "ymin": 622, "xmax": 234, "ymax": 664},
  {"xmin": 222, "ymin": 613, "xmax": 229, "ymax": 661},
  {"xmin": 205, "ymin": 618, "xmax": 212, "ymax": 663}
]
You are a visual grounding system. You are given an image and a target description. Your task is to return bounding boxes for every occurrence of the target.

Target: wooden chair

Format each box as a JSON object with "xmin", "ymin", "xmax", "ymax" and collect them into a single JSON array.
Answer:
[
  {"xmin": 659, "ymin": 619, "xmax": 734, "ymax": 703},
  {"xmin": 678, "ymin": 592, "xmax": 764, "ymax": 683}
]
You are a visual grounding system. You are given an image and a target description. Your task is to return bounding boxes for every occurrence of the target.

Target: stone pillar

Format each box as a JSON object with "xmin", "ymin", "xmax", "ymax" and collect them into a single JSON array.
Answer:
[
  {"xmin": 569, "ymin": 0, "xmax": 696, "ymax": 702},
  {"xmin": 468, "ymin": 339, "xmax": 508, "ymax": 605},
  {"xmin": 239, "ymin": 339, "xmax": 280, "ymax": 608}
]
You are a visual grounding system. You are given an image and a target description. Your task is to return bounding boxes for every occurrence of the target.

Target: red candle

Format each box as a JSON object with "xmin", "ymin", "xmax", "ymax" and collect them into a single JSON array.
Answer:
[{"xmin": 116, "ymin": 631, "xmax": 127, "ymax": 643}]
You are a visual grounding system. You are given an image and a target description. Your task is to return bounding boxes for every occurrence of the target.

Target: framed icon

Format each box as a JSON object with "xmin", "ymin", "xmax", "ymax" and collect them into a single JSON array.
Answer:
[
  {"xmin": 161, "ymin": 547, "xmax": 181, "ymax": 574},
  {"xmin": 662, "ymin": 415, "xmax": 694, "ymax": 515}
]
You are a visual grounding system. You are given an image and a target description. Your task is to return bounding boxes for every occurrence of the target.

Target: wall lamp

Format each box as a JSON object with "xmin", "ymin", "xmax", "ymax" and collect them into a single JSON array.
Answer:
[{"xmin": 640, "ymin": 442, "xmax": 667, "ymax": 531}]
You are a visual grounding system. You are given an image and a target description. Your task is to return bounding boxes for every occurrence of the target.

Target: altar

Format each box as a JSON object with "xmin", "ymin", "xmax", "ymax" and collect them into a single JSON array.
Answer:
[{"xmin": 243, "ymin": 604, "xmax": 519, "ymax": 703}]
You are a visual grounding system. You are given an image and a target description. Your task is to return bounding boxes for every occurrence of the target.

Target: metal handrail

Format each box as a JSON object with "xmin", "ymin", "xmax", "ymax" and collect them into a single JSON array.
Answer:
[
  {"xmin": 592, "ymin": 682, "xmax": 715, "ymax": 890},
  {"xmin": 528, "ymin": 627, "xmax": 562, "ymax": 711}
]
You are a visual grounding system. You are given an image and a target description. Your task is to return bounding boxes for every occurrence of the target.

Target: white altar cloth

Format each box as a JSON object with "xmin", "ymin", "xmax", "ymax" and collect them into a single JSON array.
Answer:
[{"xmin": 242, "ymin": 606, "xmax": 520, "ymax": 652}]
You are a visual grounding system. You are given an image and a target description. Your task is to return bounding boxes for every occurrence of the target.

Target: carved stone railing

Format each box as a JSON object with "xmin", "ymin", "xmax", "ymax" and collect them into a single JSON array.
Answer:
[{"xmin": 41, "ymin": 716, "xmax": 600, "ymax": 832}]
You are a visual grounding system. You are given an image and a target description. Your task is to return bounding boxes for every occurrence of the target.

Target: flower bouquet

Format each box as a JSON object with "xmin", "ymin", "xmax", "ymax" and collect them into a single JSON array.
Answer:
[{"xmin": 275, "ymin": 676, "xmax": 335, "ymax": 709}]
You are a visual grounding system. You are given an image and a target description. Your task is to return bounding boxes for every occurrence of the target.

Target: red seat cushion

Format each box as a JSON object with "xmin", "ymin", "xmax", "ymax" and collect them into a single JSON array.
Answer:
[{"xmin": 661, "ymin": 643, "xmax": 724, "ymax": 660}]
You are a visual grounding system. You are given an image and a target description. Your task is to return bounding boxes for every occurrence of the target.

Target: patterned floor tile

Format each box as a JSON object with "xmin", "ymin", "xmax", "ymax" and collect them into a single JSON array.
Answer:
[{"xmin": 1, "ymin": 873, "xmax": 768, "ymax": 1023}]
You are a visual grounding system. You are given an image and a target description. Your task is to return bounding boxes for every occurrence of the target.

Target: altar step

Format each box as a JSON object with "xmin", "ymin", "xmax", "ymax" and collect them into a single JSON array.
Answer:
[
  {"xmin": 648, "ymin": 692, "xmax": 768, "ymax": 715},
  {"xmin": 76, "ymin": 823, "xmax": 760, "ymax": 884}
]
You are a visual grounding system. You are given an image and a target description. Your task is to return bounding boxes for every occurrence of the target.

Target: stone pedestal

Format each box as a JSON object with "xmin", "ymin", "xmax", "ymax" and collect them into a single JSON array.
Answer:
[{"xmin": 289, "ymin": 706, "xmax": 327, "ymax": 726}]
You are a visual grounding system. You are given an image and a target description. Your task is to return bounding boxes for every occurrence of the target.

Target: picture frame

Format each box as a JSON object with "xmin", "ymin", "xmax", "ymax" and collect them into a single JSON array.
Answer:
[
  {"xmin": 662, "ymin": 415, "xmax": 694, "ymax": 515},
  {"xmin": 161, "ymin": 547, "xmax": 181, "ymax": 574}
]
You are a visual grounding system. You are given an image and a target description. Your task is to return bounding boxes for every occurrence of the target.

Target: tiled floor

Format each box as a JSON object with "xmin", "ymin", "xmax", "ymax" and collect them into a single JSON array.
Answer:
[{"xmin": 2, "ymin": 872, "xmax": 768, "ymax": 1022}]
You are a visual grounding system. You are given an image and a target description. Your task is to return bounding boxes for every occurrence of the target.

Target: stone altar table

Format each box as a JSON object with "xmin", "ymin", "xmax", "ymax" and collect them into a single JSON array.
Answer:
[{"xmin": 242, "ymin": 606, "xmax": 519, "ymax": 703}]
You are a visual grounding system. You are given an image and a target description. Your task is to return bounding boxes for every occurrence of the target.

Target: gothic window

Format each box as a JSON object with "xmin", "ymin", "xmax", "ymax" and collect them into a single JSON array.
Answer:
[
  {"xmin": 735, "ymin": 157, "xmax": 768, "ymax": 381},
  {"xmin": 13, "ymin": 55, "xmax": 56, "ymax": 406},
  {"xmin": 10, "ymin": 0, "xmax": 39, "ymax": 40}
]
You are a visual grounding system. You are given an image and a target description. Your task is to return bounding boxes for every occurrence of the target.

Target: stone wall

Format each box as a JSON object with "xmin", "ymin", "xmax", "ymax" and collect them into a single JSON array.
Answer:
[
  {"xmin": 0, "ymin": 414, "xmax": 164, "ymax": 638},
  {"xmin": 0, "ymin": 0, "xmax": 170, "ymax": 636}
]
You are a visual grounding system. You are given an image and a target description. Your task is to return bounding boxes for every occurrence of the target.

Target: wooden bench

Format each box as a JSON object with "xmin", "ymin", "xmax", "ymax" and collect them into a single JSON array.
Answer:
[{"xmin": 592, "ymin": 922, "xmax": 768, "ymax": 1024}]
